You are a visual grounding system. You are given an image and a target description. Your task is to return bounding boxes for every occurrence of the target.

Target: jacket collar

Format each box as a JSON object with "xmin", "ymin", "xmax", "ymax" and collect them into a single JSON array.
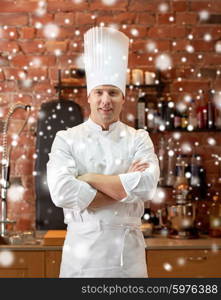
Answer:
[{"xmin": 86, "ymin": 117, "xmax": 120, "ymax": 132}]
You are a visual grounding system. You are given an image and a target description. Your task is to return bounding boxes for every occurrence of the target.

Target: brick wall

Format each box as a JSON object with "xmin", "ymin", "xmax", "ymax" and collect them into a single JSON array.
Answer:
[{"xmin": 0, "ymin": 0, "xmax": 221, "ymax": 230}]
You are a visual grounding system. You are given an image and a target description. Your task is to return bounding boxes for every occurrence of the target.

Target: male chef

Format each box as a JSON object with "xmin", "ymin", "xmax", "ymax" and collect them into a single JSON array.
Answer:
[{"xmin": 47, "ymin": 26, "xmax": 160, "ymax": 278}]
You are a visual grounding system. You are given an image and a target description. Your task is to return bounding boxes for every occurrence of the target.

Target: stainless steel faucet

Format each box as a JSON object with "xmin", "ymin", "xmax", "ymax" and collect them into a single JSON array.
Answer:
[{"xmin": 0, "ymin": 103, "xmax": 31, "ymax": 237}]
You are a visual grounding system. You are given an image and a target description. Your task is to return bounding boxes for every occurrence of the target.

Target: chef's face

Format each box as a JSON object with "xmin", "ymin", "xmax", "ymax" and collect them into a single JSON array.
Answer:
[{"xmin": 88, "ymin": 85, "xmax": 125, "ymax": 130}]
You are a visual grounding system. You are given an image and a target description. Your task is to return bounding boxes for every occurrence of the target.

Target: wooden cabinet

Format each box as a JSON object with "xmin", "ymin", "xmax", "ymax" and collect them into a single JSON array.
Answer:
[
  {"xmin": 0, "ymin": 250, "xmax": 62, "ymax": 278},
  {"xmin": 0, "ymin": 251, "xmax": 45, "ymax": 278},
  {"xmin": 1, "ymin": 245, "xmax": 221, "ymax": 278},
  {"xmin": 147, "ymin": 249, "xmax": 221, "ymax": 278},
  {"xmin": 45, "ymin": 251, "xmax": 62, "ymax": 278}
]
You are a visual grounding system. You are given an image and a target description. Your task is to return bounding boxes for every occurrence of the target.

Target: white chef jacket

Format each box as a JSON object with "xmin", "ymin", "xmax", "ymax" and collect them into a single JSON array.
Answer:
[{"xmin": 47, "ymin": 118, "xmax": 160, "ymax": 278}]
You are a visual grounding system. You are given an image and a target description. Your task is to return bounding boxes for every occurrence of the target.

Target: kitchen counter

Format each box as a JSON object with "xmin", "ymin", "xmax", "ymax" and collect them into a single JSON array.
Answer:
[
  {"xmin": 0, "ymin": 231, "xmax": 221, "ymax": 251},
  {"xmin": 145, "ymin": 235, "xmax": 221, "ymax": 250}
]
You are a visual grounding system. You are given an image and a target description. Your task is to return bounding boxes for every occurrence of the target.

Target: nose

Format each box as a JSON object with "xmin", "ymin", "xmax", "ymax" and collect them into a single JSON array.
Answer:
[{"xmin": 101, "ymin": 92, "xmax": 111, "ymax": 106}]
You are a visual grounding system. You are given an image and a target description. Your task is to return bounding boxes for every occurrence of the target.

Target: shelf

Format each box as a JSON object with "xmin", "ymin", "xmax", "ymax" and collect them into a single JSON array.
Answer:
[
  {"xmin": 55, "ymin": 83, "xmax": 164, "ymax": 90},
  {"xmin": 148, "ymin": 128, "xmax": 221, "ymax": 133}
]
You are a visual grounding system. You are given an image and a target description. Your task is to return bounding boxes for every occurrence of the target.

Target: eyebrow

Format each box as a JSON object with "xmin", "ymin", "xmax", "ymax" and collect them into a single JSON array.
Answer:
[{"xmin": 94, "ymin": 88, "xmax": 120, "ymax": 92}]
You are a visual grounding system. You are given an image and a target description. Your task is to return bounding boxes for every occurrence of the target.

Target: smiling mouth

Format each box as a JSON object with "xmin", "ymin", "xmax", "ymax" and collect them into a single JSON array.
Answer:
[{"xmin": 99, "ymin": 108, "xmax": 112, "ymax": 113}]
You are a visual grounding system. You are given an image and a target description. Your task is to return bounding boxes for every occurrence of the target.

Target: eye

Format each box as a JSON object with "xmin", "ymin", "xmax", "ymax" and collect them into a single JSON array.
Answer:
[
  {"xmin": 109, "ymin": 91, "xmax": 117, "ymax": 97},
  {"xmin": 95, "ymin": 90, "xmax": 102, "ymax": 96}
]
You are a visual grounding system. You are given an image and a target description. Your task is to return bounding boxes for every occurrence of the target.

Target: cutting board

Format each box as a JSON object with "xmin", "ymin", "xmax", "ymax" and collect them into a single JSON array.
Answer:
[{"xmin": 43, "ymin": 230, "xmax": 67, "ymax": 246}]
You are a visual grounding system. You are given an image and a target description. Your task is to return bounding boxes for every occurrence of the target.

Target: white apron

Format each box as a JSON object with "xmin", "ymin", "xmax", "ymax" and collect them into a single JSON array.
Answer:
[
  {"xmin": 59, "ymin": 216, "xmax": 147, "ymax": 278},
  {"xmin": 47, "ymin": 119, "xmax": 160, "ymax": 278}
]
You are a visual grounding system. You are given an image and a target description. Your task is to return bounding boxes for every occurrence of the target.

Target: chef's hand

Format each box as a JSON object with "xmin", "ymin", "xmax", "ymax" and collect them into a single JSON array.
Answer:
[
  {"xmin": 127, "ymin": 160, "xmax": 149, "ymax": 173},
  {"xmin": 77, "ymin": 173, "xmax": 91, "ymax": 183}
]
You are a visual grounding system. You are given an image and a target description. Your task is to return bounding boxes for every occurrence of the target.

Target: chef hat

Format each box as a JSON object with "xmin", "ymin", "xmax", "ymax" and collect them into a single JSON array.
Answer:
[{"xmin": 84, "ymin": 26, "xmax": 129, "ymax": 96}]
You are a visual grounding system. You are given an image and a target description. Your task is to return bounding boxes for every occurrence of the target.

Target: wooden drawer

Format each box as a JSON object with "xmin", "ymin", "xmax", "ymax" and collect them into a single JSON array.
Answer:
[
  {"xmin": 147, "ymin": 249, "xmax": 221, "ymax": 278},
  {"xmin": 0, "ymin": 251, "xmax": 44, "ymax": 278},
  {"xmin": 45, "ymin": 251, "xmax": 62, "ymax": 278}
]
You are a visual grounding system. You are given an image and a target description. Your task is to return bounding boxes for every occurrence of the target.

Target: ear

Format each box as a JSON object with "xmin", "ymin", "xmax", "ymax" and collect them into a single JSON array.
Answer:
[
  {"xmin": 122, "ymin": 94, "xmax": 125, "ymax": 104},
  {"xmin": 87, "ymin": 94, "xmax": 91, "ymax": 104}
]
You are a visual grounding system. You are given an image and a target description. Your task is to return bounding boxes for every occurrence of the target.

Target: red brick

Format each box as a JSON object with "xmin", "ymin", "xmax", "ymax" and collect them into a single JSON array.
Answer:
[
  {"xmin": 90, "ymin": 0, "xmax": 128, "ymax": 11},
  {"xmin": 75, "ymin": 12, "xmax": 94, "ymax": 25},
  {"xmin": 0, "ymin": 27, "xmax": 18, "ymax": 40},
  {"xmin": 173, "ymin": 52, "xmax": 203, "ymax": 65},
  {"xmin": 171, "ymin": 0, "xmax": 188, "ymax": 12},
  {"xmin": 191, "ymin": 40, "xmax": 214, "ymax": 52},
  {"xmin": 3, "ymin": 68, "xmax": 26, "ymax": 80},
  {"xmin": 0, "ymin": 69, "xmax": 4, "ymax": 81},
  {"xmin": 148, "ymin": 26, "xmax": 187, "ymax": 39},
  {"xmin": 0, "ymin": 1, "xmax": 38, "ymax": 13},
  {"xmin": 12, "ymin": 55, "xmax": 56, "ymax": 67},
  {"xmin": 204, "ymin": 54, "xmax": 221, "ymax": 65},
  {"xmin": 213, "ymin": 78, "xmax": 221, "ymax": 90},
  {"xmin": 28, "ymin": 68, "xmax": 48, "ymax": 79},
  {"xmin": 19, "ymin": 40, "xmax": 45, "ymax": 54},
  {"xmin": 0, "ymin": 81, "xmax": 17, "ymax": 92},
  {"xmin": 48, "ymin": 66, "xmax": 60, "ymax": 82},
  {"xmin": 131, "ymin": 40, "xmax": 171, "ymax": 53},
  {"xmin": 20, "ymin": 27, "xmax": 36, "ymax": 39},
  {"xmin": 33, "ymin": 81, "xmax": 56, "ymax": 94},
  {"xmin": 135, "ymin": 12, "xmax": 155, "ymax": 25},
  {"xmin": 175, "ymin": 67, "xmax": 196, "ymax": 79},
  {"xmin": 211, "ymin": 0, "xmax": 221, "ymax": 13},
  {"xmin": 129, "ymin": 0, "xmax": 159, "ymax": 11},
  {"xmin": 0, "ymin": 57, "xmax": 9, "ymax": 66},
  {"xmin": 176, "ymin": 12, "xmax": 198, "ymax": 25},
  {"xmin": 0, "ymin": 41, "xmax": 19, "ymax": 53},
  {"xmin": 189, "ymin": 1, "xmax": 213, "ymax": 12},
  {"xmin": 157, "ymin": 13, "xmax": 176, "ymax": 25},
  {"xmin": 0, "ymin": 13, "xmax": 28, "ymax": 26},
  {"xmin": 30, "ymin": 13, "xmax": 54, "ymax": 26},
  {"xmin": 68, "ymin": 40, "xmax": 84, "ymax": 53},
  {"xmin": 11, "ymin": 94, "xmax": 33, "ymax": 106},
  {"xmin": 57, "ymin": 54, "xmax": 81, "ymax": 68},
  {"xmin": 96, "ymin": 12, "xmax": 137, "ymax": 25},
  {"xmin": 171, "ymin": 39, "xmax": 190, "ymax": 51},
  {"xmin": 36, "ymin": 26, "xmax": 72, "ymax": 39},
  {"xmin": 172, "ymin": 80, "xmax": 210, "ymax": 93},
  {"xmin": 48, "ymin": 0, "xmax": 88, "ymax": 12},
  {"xmin": 191, "ymin": 26, "xmax": 221, "ymax": 39},
  {"xmin": 129, "ymin": 53, "xmax": 150, "ymax": 67},
  {"xmin": 45, "ymin": 40, "xmax": 68, "ymax": 53},
  {"xmin": 121, "ymin": 25, "xmax": 148, "ymax": 39},
  {"xmin": 54, "ymin": 12, "xmax": 75, "ymax": 26},
  {"xmin": 14, "ymin": 157, "xmax": 33, "ymax": 176}
]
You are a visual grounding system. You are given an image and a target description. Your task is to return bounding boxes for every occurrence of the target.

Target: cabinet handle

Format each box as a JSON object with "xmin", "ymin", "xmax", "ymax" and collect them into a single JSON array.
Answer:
[{"xmin": 187, "ymin": 256, "xmax": 207, "ymax": 262}]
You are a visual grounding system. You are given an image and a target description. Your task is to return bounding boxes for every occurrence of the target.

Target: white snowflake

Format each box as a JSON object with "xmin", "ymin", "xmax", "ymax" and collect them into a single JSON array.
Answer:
[
  {"xmin": 0, "ymin": 250, "xmax": 14, "ymax": 267},
  {"xmin": 43, "ymin": 23, "xmax": 60, "ymax": 40},
  {"xmin": 155, "ymin": 54, "xmax": 172, "ymax": 71},
  {"xmin": 102, "ymin": 0, "xmax": 117, "ymax": 6}
]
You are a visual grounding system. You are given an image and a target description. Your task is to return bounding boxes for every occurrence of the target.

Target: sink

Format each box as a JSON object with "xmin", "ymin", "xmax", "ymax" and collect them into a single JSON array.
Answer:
[{"xmin": 0, "ymin": 232, "xmax": 42, "ymax": 246}]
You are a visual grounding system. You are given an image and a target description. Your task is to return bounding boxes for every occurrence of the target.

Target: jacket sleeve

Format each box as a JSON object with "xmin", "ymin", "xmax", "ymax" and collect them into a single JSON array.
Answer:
[
  {"xmin": 46, "ymin": 131, "xmax": 97, "ymax": 212},
  {"xmin": 118, "ymin": 129, "xmax": 160, "ymax": 203}
]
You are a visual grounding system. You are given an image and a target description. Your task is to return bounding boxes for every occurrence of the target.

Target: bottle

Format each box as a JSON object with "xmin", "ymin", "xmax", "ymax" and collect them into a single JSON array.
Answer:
[
  {"xmin": 190, "ymin": 154, "xmax": 202, "ymax": 200},
  {"xmin": 165, "ymin": 138, "xmax": 176, "ymax": 186},
  {"xmin": 157, "ymin": 96, "xmax": 166, "ymax": 129},
  {"xmin": 173, "ymin": 155, "xmax": 189, "ymax": 204},
  {"xmin": 196, "ymin": 92, "xmax": 207, "ymax": 129},
  {"xmin": 165, "ymin": 93, "xmax": 175, "ymax": 130},
  {"xmin": 207, "ymin": 90, "xmax": 215, "ymax": 129},
  {"xmin": 158, "ymin": 136, "xmax": 166, "ymax": 186},
  {"xmin": 136, "ymin": 92, "xmax": 147, "ymax": 129},
  {"xmin": 209, "ymin": 192, "xmax": 221, "ymax": 237},
  {"xmin": 190, "ymin": 154, "xmax": 201, "ymax": 188},
  {"xmin": 174, "ymin": 108, "xmax": 182, "ymax": 129},
  {"xmin": 181, "ymin": 107, "xmax": 188, "ymax": 129},
  {"xmin": 146, "ymin": 101, "xmax": 156, "ymax": 130},
  {"xmin": 215, "ymin": 106, "xmax": 221, "ymax": 129},
  {"xmin": 188, "ymin": 99, "xmax": 197, "ymax": 130}
]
